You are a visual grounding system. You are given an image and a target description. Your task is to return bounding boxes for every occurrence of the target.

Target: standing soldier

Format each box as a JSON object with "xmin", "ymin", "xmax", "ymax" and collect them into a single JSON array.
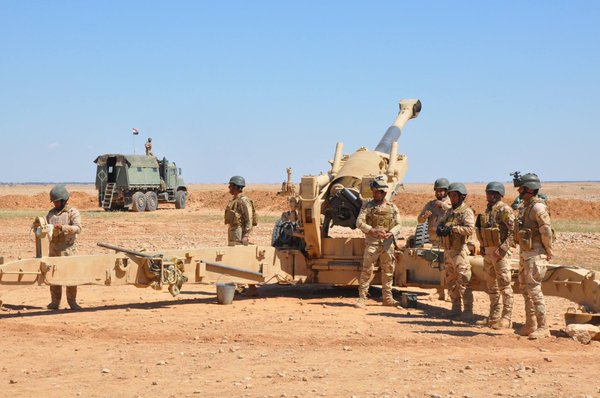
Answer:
[
  {"xmin": 514, "ymin": 173, "xmax": 553, "ymax": 339},
  {"xmin": 417, "ymin": 178, "xmax": 451, "ymax": 245},
  {"xmin": 475, "ymin": 182, "xmax": 515, "ymax": 329},
  {"xmin": 436, "ymin": 183, "xmax": 475, "ymax": 320},
  {"xmin": 145, "ymin": 138, "xmax": 153, "ymax": 156},
  {"xmin": 224, "ymin": 176, "xmax": 255, "ymax": 246},
  {"xmin": 354, "ymin": 176, "xmax": 402, "ymax": 308},
  {"xmin": 46, "ymin": 185, "xmax": 83, "ymax": 310}
]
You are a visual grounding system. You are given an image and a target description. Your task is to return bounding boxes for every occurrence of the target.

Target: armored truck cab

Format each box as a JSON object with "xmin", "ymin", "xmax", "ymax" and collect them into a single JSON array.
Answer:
[{"xmin": 94, "ymin": 154, "xmax": 187, "ymax": 212}]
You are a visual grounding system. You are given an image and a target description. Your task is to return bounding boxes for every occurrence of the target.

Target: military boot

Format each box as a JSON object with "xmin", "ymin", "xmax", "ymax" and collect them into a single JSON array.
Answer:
[
  {"xmin": 354, "ymin": 289, "xmax": 367, "ymax": 309},
  {"xmin": 449, "ymin": 301, "xmax": 462, "ymax": 319},
  {"xmin": 528, "ymin": 312, "xmax": 550, "ymax": 340},
  {"xmin": 490, "ymin": 317, "xmax": 512, "ymax": 330},
  {"xmin": 47, "ymin": 286, "xmax": 62, "ymax": 310},
  {"xmin": 66, "ymin": 286, "xmax": 82, "ymax": 310},
  {"xmin": 460, "ymin": 303, "xmax": 477, "ymax": 323},
  {"xmin": 518, "ymin": 315, "xmax": 537, "ymax": 336}
]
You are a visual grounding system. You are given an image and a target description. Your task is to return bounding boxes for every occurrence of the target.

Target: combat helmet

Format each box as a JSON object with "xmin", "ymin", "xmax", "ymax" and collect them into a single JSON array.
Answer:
[
  {"xmin": 485, "ymin": 181, "xmax": 505, "ymax": 196},
  {"xmin": 50, "ymin": 184, "xmax": 69, "ymax": 202},
  {"xmin": 369, "ymin": 176, "xmax": 388, "ymax": 191},
  {"xmin": 228, "ymin": 176, "xmax": 246, "ymax": 188},
  {"xmin": 447, "ymin": 182, "xmax": 467, "ymax": 195},
  {"xmin": 434, "ymin": 178, "xmax": 450, "ymax": 190},
  {"xmin": 520, "ymin": 173, "xmax": 541, "ymax": 190}
]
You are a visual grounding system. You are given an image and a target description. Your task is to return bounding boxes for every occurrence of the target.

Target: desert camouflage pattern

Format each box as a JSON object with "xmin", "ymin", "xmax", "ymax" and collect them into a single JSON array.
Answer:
[
  {"xmin": 145, "ymin": 141, "xmax": 153, "ymax": 156},
  {"xmin": 477, "ymin": 200, "xmax": 515, "ymax": 323},
  {"xmin": 417, "ymin": 196, "xmax": 451, "ymax": 243},
  {"xmin": 517, "ymin": 197, "xmax": 553, "ymax": 335},
  {"xmin": 356, "ymin": 200, "xmax": 401, "ymax": 302},
  {"xmin": 439, "ymin": 203, "xmax": 475, "ymax": 311},
  {"xmin": 224, "ymin": 193, "xmax": 254, "ymax": 246},
  {"xmin": 46, "ymin": 206, "xmax": 82, "ymax": 256}
]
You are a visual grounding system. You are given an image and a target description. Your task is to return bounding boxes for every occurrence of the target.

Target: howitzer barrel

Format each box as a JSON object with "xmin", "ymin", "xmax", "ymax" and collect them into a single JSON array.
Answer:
[
  {"xmin": 374, "ymin": 99, "xmax": 421, "ymax": 153},
  {"xmin": 97, "ymin": 242, "xmax": 157, "ymax": 259}
]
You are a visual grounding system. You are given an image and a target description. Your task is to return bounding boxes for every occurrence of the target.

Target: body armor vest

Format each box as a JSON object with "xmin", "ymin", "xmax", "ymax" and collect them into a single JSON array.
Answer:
[
  {"xmin": 441, "ymin": 204, "xmax": 469, "ymax": 251},
  {"xmin": 477, "ymin": 201, "xmax": 510, "ymax": 247},
  {"xmin": 516, "ymin": 197, "xmax": 544, "ymax": 250},
  {"xmin": 365, "ymin": 202, "xmax": 396, "ymax": 231}
]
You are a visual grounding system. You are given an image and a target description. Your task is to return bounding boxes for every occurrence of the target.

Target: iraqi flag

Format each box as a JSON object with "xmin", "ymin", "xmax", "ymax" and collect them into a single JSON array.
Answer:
[{"xmin": 132, "ymin": 128, "xmax": 139, "ymax": 135}]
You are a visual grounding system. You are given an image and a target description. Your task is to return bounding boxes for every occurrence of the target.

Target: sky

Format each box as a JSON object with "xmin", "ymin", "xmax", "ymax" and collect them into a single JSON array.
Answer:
[{"xmin": 1, "ymin": 1, "xmax": 598, "ymax": 184}]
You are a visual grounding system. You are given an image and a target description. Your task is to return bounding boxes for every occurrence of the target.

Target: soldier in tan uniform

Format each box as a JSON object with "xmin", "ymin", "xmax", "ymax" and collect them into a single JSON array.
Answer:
[
  {"xmin": 46, "ymin": 185, "xmax": 83, "ymax": 310},
  {"xmin": 354, "ymin": 176, "xmax": 402, "ymax": 308},
  {"xmin": 417, "ymin": 178, "xmax": 451, "ymax": 244},
  {"xmin": 436, "ymin": 183, "xmax": 475, "ymax": 320},
  {"xmin": 145, "ymin": 138, "xmax": 153, "ymax": 156},
  {"xmin": 514, "ymin": 173, "xmax": 553, "ymax": 339},
  {"xmin": 475, "ymin": 181, "xmax": 515, "ymax": 329},
  {"xmin": 224, "ymin": 176, "xmax": 255, "ymax": 246}
]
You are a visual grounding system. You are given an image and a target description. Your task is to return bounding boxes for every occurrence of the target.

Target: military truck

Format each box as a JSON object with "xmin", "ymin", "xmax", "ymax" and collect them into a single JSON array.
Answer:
[{"xmin": 94, "ymin": 154, "xmax": 187, "ymax": 212}]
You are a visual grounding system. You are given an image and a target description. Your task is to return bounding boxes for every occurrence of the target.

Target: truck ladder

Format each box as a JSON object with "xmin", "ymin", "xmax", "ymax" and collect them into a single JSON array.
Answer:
[{"xmin": 102, "ymin": 183, "xmax": 116, "ymax": 209}]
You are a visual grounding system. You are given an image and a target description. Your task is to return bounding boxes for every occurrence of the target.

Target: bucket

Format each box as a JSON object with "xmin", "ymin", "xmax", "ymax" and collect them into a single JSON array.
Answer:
[
  {"xmin": 401, "ymin": 293, "xmax": 418, "ymax": 309},
  {"xmin": 216, "ymin": 282, "xmax": 236, "ymax": 305}
]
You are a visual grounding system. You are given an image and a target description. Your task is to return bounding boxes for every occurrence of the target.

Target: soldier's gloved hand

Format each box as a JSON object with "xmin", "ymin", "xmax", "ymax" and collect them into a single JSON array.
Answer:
[
  {"xmin": 545, "ymin": 250, "xmax": 553, "ymax": 261},
  {"xmin": 423, "ymin": 210, "xmax": 432, "ymax": 219},
  {"xmin": 436, "ymin": 225, "xmax": 451, "ymax": 237},
  {"xmin": 54, "ymin": 224, "xmax": 63, "ymax": 232},
  {"xmin": 242, "ymin": 235, "xmax": 249, "ymax": 246}
]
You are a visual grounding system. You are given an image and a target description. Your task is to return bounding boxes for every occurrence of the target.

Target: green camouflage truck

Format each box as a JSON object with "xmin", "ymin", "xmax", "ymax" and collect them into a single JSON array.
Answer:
[{"xmin": 94, "ymin": 154, "xmax": 187, "ymax": 212}]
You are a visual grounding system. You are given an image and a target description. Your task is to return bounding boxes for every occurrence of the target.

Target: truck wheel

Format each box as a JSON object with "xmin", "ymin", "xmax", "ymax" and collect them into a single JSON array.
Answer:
[
  {"xmin": 145, "ymin": 191, "xmax": 158, "ymax": 212},
  {"xmin": 132, "ymin": 191, "xmax": 147, "ymax": 212},
  {"xmin": 175, "ymin": 190, "xmax": 187, "ymax": 209}
]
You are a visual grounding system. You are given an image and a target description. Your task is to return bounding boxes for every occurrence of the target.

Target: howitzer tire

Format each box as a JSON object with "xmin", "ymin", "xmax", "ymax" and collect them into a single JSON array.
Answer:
[
  {"xmin": 414, "ymin": 221, "xmax": 430, "ymax": 247},
  {"xmin": 145, "ymin": 191, "xmax": 158, "ymax": 212},
  {"xmin": 132, "ymin": 191, "xmax": 147, "ymax": 212},
  {"xmin": 175, "ymin": 190, "xmax": 187, "ymax": 209}
]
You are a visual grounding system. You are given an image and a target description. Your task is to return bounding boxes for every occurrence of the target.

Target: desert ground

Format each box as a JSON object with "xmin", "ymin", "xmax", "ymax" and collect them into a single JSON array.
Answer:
[{"xmin": 1, "ymin": 183, "xmax": 600, "ymax": 398}]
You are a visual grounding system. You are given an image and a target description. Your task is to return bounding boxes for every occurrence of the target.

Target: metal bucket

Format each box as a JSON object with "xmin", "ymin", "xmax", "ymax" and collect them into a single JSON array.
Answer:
[{"xmin": 216, "ymin": 282, "xmax": 236, "ymax": 305}]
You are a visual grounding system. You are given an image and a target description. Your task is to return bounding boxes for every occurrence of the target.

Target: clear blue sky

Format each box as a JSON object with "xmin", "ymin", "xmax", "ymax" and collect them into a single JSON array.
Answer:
[{"xmin": 1, "ymin": 1, "xmax": 598, "ymax": 184}]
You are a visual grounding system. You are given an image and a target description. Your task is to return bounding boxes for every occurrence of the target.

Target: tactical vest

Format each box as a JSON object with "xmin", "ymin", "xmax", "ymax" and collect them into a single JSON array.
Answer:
[
  {"xmin": 224, "ymin": 195, "xmax": 257, "ymax": 227},
  {"xmin": 365, "ymin": 202, "xmax": 397, "ymax": 231},
  {"xmin": 477, "ymin": 201, "xmax": 510, "ymax": 247},
  {"xmin": 515, "ymin": 197, "xmax": 544, "ymax": 250},
  {"xmin": 441, "ymin": 204, "xmax": 469, "ymax": 251}
]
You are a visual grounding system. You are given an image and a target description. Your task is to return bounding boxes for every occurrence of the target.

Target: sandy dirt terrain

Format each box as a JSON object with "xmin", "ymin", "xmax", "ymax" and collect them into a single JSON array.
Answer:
[{"xmin": 1, "ymin": 183, "xmax": 600, "ymax": 398}]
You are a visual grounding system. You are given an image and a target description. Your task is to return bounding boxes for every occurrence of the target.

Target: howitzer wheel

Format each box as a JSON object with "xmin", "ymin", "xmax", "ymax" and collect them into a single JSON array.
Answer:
[
  {"xmin": 132, "ymin": 191, "xmax": 147, "ymax": 212},
  {"xmin": 145, "ymin": 191, "xmax": 158, "ymax": 212}
]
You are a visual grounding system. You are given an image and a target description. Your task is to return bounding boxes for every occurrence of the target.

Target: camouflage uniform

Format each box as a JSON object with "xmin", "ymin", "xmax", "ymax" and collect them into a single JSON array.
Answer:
[
  {"xmin": 516, "ymin": 197, "xmax": 553, "ymax": 338},
  {"xmin": 224, "ymin": 193, "xmax": 254, "ymax": 246},
  {"xmin": 476, "ymin": 200, "xmax": 515, "ymax": 328},
  {"xmin": 439, "ymin": 203, "xmax": 475, "ymax": 316},
  {"xmin": 356, "ymin": 199, "xmax": 402, "ymax": 305},
  {"xmin": 418, "ymin": 197, "xmax": 451, "ymax": 244},
  {"xmin": 46, "ymin": 205, "xmax": 82, "ymax": 309}
]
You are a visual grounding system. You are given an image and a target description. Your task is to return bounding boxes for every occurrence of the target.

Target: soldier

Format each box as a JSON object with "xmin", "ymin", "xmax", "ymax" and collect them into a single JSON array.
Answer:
[
  {"xmin": 475, "ymin": 182, "xmax": 515, "ymax": 329},
  {"xmin": 354, "ymin": 176, "xmax": 402, "ymax": 308},
  {"xmin": 145, "ymin": 138, "xmax": 153, "ymax": 156},
  {"xmin": 436, "ymin": 183, "xmax": 475, "ymax": 320},
  {"xmin": 417, "ymin": 178, "xmax": 451, "ymax": 245},
  {"xmin": 514, "ymin": 173, "xmax": 553, "ymax": 339},
  {"xmin": 224, "ymin": 176, "xmax": 255, "ymax": 246},
  {"xmin": 46, "ymin": 185, "xmax": 83, "ymax": 310}
]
